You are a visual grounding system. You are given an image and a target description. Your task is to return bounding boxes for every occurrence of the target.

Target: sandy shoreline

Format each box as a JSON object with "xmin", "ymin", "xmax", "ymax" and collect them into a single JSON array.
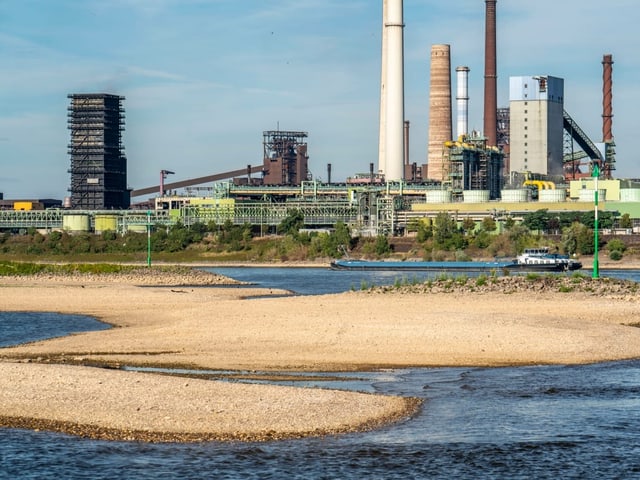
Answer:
[
  {"xmin": 0, "ymin": 362, "xmax": 417, "ymax": 442},
  {"xmin": 2, "ymin": 269, "xmax": 640, "ymax": 442}
]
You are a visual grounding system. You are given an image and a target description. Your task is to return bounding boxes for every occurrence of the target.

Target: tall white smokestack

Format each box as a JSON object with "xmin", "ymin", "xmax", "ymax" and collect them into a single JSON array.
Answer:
[
  {"xmin": 378, "ymin": 0, "xmax": 388, "ymax": 176},
  {"xmin": 379, "ymin": 0, "xmax": 405, "ymax": 182},
  {"xmin": 456, "ymin": 66, "xmax": 470, "ymax": 139}
]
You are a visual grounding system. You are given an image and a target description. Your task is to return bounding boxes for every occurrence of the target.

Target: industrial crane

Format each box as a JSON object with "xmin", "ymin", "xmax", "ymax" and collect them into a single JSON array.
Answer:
[{"xmin": 160, "ymin": 170, "xmax": 175, "ymax": 196}]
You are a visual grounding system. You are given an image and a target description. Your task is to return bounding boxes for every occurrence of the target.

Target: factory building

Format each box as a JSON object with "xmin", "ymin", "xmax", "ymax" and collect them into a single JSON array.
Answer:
[
  {"xmin": 443, "ymin": 134, "xmax": 503, "ymax": 200},
  {"xmin": 67, "ymin": 93, "xmax": 130, "ymax": 210},
  {"xmin": 261, "ymin": 131, "xmax": 309, "ymax": 185},
  {"xmin": 509, "ymin": 76, "xmax": 564, "ymax": 177},
  {"xmin": 0, "ymin": 198, "xmax": 61, "ymax": 211}
]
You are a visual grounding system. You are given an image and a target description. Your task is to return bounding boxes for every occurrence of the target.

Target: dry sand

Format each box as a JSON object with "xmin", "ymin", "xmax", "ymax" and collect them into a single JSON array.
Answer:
[{"xmin": 2, "ymin": 271, "xmax": 640, "ymax": 442}]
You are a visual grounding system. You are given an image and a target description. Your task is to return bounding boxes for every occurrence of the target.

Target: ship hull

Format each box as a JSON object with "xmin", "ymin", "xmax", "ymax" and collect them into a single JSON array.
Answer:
[{"xmin": 330, "ymin": 259, "xmax": 582, "ymax": 272}]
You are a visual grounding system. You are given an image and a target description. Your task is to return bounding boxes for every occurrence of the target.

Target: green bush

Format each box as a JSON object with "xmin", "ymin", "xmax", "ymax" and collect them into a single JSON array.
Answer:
[
  {"xmin": 609, "ymin": 250, "xmax": 623, "ymax": 261},
  {"xmin": 0, "ymin": 261, "xmax": 45, "ymax": 275},
  {"xmin": 0, "ymin": 261, "xmax": 134, "ymax": 276},
  {"xmin": 606, "ymin": 238, "xmax": 627, "ymax": 254}
]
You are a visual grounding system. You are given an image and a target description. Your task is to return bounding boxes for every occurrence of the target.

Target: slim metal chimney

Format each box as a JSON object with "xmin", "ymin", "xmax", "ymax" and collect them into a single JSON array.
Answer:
[
  {"xmin": 327, "ymin": 163, "xmax": 332, "ymax": 184},
  {"xmin": 602, "ymin": 54, "xmax": 614, "ymax": 143},
  {"xmin": 379, "ymin": 0, "xmax": 405, "ymax": 182},
  {"xmin": 456, "ymin": 66, "xmax": 470, "ymax": 139},
  {"xmin": 427, "ymin": 44, "xmax": 452, "ymax": 182},
  {"xmin": 404, "ymin": 120, "xmax": 410, "ymax": 166},
  {"xmin": 483, "ymin": 0, "xmax": 498, "ymax": 147},
  {"xmin": 602, "ymin": 54, "xmax": 615, "ymax": 178}
]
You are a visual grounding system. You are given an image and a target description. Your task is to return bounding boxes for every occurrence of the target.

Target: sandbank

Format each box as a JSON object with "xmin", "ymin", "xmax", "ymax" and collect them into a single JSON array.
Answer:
[{"xmin": 2, "ymin": 271, "xmax": 640, "ymax": 442}]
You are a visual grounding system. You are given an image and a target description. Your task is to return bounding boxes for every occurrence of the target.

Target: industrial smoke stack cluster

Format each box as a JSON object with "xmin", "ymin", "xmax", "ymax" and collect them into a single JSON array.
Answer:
[{"xmin": 378, "ymin": 0, "xmax": 500, "ymax": 182}]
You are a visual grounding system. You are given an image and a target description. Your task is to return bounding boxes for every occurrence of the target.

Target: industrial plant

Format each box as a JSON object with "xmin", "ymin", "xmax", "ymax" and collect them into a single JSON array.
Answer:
[{"xmin": 1, "ymin": 0, "xmax": 638, "ymax": 236}]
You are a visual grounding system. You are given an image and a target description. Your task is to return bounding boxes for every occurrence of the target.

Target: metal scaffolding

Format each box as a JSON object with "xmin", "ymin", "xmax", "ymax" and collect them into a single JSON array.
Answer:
[
  {"xmin": 496, "ymin": 107, "xmax": 510, "ymax": 173},
  {"xmin": 496, "ymin": 107, "xmax": 510, "ymax": 149},
  {"xmin": 68, "ymin": 94, "xmax": 129, "ymax": 209}
]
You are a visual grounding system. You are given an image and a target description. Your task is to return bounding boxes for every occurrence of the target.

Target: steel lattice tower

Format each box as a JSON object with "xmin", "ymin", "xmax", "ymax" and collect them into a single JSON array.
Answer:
[{"xmin": 68, "ymin": 94, "xmax": 129, "ymax": 209}]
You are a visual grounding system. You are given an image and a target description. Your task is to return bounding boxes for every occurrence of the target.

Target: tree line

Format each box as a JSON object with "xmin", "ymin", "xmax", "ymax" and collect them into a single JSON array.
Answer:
[{"xmin": 0, "ymin": 209, "xmax": 633, "ymax": 261}]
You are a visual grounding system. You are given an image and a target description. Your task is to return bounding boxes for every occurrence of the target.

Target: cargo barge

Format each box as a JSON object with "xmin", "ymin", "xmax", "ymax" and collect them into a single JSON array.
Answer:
[{"xmin": 330, "ymin": 248, "xmax": 582, "ymax": 273}]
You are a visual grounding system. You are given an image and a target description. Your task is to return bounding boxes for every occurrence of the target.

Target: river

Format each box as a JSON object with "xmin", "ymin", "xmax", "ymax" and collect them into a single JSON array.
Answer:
[{"xmin": 1, "ymin": 268, "xmax": 640, "ymax": 479}]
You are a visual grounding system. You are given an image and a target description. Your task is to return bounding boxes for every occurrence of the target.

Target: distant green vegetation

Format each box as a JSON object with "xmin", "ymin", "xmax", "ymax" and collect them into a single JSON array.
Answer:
[
  {"xmin": 0, "ymin": 208, "xmax": 634, "ymax": 263},
  {"xmin": 0, "ymin": 261, "xmax": 203, "ymax": 277},
  {"xmin": 0, "ymin": 261, "xmax": 131, "ymax": 276}
]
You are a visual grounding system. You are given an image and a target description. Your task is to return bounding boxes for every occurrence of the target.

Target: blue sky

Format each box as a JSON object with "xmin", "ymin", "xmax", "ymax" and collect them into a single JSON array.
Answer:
[{"xmin": 1, "ymin": 0, "xmax": 638, "ymax": 199}]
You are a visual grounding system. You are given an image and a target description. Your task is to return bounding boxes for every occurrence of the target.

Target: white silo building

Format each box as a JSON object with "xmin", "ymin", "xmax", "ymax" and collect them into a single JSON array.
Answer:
[{"xmin": 509, "ymin": 75, "xmax": 564, "ymax": 177}]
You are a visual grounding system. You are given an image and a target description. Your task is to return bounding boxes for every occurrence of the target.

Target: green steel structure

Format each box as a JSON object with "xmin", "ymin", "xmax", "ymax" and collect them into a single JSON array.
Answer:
[
  {"xmin": 0, "ymin": 202, "xmax": 361, "ymax": 234},
  {"xmin": 218, "ymin": 181, "xmax": 438, "ymax": 201},
  {"xmin": 2, "ymin": 180, "xmax": 639, "ymax": 236},
  {"xmin": 0, "ymin": 209, "xmax": 173, "ymax": 233},
  {"xmin": 187, "ymin": 201, "xmax": 357, "ymax": 225},
  {"xmin": 0, "ymin": 209, "xmax": 66, "ymax": 231}
]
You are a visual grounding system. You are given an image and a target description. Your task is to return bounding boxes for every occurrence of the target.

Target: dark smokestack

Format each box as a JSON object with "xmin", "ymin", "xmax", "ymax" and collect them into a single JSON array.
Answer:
[
  {"xmin": 602, "ymin": 54, "xmax": 614, "ymax": 142},
  {"xmin": 483, "ymin": 0, "xmax": 497, "ymax": 147},
  {"xmin": 327, "ymin": 163, "xmax": 332, "ymax": 184},
  {"xmin": 404, "ymin": 120, "xmax": 410, "ymax": 166}
]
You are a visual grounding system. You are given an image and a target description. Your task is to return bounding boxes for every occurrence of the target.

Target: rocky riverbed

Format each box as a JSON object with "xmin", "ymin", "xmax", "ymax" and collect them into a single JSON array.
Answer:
[
  {"xmin": 369, "ymin": 273, "xmax": 640, "ymax": 299},
  {"xmin": 1, "ymin": 265, "xmax": 242, "ymax": 286}
]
